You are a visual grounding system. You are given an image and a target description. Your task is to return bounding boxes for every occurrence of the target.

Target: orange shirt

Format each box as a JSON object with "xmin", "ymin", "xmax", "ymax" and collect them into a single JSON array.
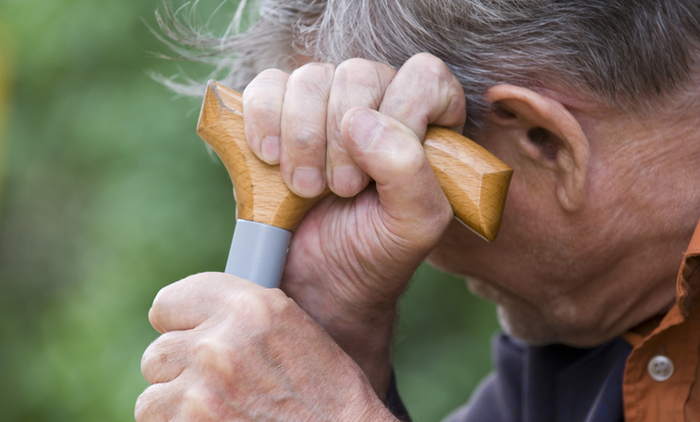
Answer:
[{"xmin": 622, "ymin": 222, "xmax": 700, "ymax": 421}]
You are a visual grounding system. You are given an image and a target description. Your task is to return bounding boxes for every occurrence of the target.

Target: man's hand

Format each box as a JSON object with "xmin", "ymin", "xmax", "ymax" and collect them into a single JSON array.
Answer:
[
  {"xmin": 137, "ymin": 53, "xmax": 466, "ymax": 420},
  {"xmin": 136, "ymin": 273, "xmax": 398, "ymax": 422},
  {"xmin": 243, "ymin": 53, "xmax": 466, "ymax": 393}
]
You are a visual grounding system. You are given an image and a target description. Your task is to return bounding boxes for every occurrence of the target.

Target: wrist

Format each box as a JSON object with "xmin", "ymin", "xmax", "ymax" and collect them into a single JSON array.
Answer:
[
  {"xmin": 325, "ymin": 309, "xmax": 396, "ymax": 396},
  {"xmin": 339, "ymin": 366, "xmax": 402, "ymax": 422}
]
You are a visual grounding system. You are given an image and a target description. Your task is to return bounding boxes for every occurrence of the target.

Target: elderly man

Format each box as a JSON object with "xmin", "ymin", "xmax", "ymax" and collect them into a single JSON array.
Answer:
[{"xmin": 137, "ymin": 0, "xmax": 700, "ymax": 421}]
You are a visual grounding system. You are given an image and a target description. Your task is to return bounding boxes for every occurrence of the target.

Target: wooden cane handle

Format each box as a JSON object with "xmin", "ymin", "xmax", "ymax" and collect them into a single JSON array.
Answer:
[{"xmin": 197, "ymin": 80, "xmax": 512, "ymax": 241}]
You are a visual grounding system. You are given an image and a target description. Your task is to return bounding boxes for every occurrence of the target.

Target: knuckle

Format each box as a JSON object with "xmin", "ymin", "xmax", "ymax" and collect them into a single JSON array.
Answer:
[
  {"xmin": 296, "ymin": 61, "xmax": 336, "ymax": 78},
  {"xmin": 289, "ymin": 62, "xmax": 335, "ymax": 95},
  {"xmin": 411, "ymin": 54, "xmax": 463, "ymax": 98},
  {"xmin": 236, "ymin": 288, "xmax": 270, "ymax": 315},
  {"xmin": 266, "ymin": 288, "xmax": 295, "ymax": 313},
  {"xmin": 140, "ymin": 345, "xmax": 157, "ymax": 379},
  {"xmin": 335, "ymin": 58, "xmax": 375, "ymax": 82},
  {"xmin": 246, "ymin": 96, "xmax": 280, "ymax": 124},
  {"xmin": 150, "ymin": 274, "xmax": 209, "ymax": 325},
  {"xmin": 335, "ymin": 57, "xmax": 370, "ymax": 71},
  {"xmin": 134, "ymin": 393, "xmax": 150, "ymax": 422},
  {"xmin": 282, "ymin": 119, "xmax": 327, "ymax": 159},
  {"xmin": 141, "ymin": 333, "xmax": 181, "ymax": 382},
  {"xmin": 244, "ymin": 71, "xmax": 287, "ymax": 125},
  {"xmin": 151, "ymin": 284, "xmax": 171, "ymax": 308},
  {"xmin": 193, "ymin": 335, "xmax": 227, "ymax": 360},
  {"xmin": 287, "ymin": 124, "xmax": 326, "ymax": 152},
  {"xmin": 335, "ymin": 59, "xmax": 395, "ymax": 94},
  {"xmin": 149, "ymin": 286, "xmax": 173, "ymax": 325},
  {"xmin": 181, "ymin": 388, "xmax": 223, "ymax": 421},
  {"xmin": 135, "ymin": 385, "xmax": 166, "ymax": 422},
  {"xmin": 134, "ymin": 394, "xmax": 148, "ymax": 421},
  {"xmin": 179, "ymin": 272, "xmax": 220, "ymax": 297},
  {"xmin": 186, "ymin": 289, "xmax": 293, "ymax": 374},
  {"xmin": 253, "ymin": 68, "xmax": 289, "ymax": 84},
  {"xmin": 180, "ymin": 271, "xmax": 211, "ymax": 286},
  {"xmin": 193, "ymin": 335, "xmax": 235, "ymax": 376},
  {"xmin": 247, "ymin": 69, "xmax": 289, "ymax": 95},
  {"xmin": 409, "ymin": 52, "xmax": 450, "ymax": 78},
  {"xmin": 238, "ymin": 288, "xmax": 293, "ymax": 323}
]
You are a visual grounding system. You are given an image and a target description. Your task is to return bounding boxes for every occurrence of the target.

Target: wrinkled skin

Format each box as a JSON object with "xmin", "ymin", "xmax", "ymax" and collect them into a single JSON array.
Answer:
[
  {"xmin": 137, "ymin": 54, "xmax": 466, "ymax": 421},
  {"xmin": 137, "ymin": 49, "xmax": 700, "ymax": 420},
  {"xmin": 136, "ymin": 274, "xmax": 395, "ymax": 421}
]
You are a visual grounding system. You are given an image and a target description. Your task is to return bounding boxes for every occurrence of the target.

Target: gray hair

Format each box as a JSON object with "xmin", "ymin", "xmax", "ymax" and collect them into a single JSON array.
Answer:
[{"xmin": 155, "ymin": 0, "xmax": 700, "ymax": 134}]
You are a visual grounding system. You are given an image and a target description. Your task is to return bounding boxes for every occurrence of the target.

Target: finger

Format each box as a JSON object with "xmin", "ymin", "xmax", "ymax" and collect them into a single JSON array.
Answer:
[
  {"xmin": 242, "ymin": 69, "xmax": 289, "ymax": 164},
  {"xmin": 280, "ymin": 63, "xmax": 336, "ymax": 198},
  {"xmin": 342, "ymin": 108, "xmax": 453, "ymax": 246},
  {"xmin": 149, "ymin": 272, "xmax": 257, "ymax": 333},
  {"xmin": 135, "ymin": 382, "xmax": 176, "ymax": 422},
  {"xmin": 380, "ymin": 53, "xmax": 466, "ymax": 140},
  {"xmin": 177, "ymin": 385, "xmax": 228, "ymax": 422},
  {"xmin": 325, "ymin": 59, "xmax": 396, "ymax": 197},
  {"xmin": 141, "ymin": 331, "xmax": 189, "ymax": 385}
]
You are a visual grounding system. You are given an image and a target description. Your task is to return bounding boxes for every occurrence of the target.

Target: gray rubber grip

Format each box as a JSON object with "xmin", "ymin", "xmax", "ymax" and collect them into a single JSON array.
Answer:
[{"xmin": 224, "ymin": 219, "xmax": 292, "ymax": 288}]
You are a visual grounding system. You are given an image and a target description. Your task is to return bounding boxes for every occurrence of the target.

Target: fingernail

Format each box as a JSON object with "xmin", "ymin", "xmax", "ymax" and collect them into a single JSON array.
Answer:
[
  {"xmin": 261, "ymin": 136, "xmax": 280, "ymax": 164},
  {"xmin": 292, "ymin": 167, "xmax": 324, "ymax": 197},
  {"xmin": 349, "ymin": 110, "xmax": 382, "ymax": 150},
  {"xmin": 332, "ymin": 165, "xmax": 363, "ymax": 196}
]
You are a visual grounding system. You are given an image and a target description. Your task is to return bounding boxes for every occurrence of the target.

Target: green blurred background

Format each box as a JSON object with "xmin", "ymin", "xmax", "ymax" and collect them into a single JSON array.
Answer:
[{"xmin": 0, "ymin": 1, "xmax": 499, "ymax": 421}]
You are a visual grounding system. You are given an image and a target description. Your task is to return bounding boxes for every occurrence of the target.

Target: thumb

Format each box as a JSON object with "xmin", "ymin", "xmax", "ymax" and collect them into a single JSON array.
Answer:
[{"xmin": 341, "ymin": 107, "xmax": 453, "ymax": 248}]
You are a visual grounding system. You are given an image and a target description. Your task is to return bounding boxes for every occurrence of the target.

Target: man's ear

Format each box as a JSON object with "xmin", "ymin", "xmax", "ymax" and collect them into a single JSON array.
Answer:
[{"xmin": 486, "ymin": 84, "xmax": 590, "ymax": 212}]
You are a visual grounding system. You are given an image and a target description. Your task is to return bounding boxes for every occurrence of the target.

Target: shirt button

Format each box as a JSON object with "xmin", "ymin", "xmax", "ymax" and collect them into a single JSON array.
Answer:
[{"xmin": 648, "ymin": 355, "xmax": 674, "ymax": 382}]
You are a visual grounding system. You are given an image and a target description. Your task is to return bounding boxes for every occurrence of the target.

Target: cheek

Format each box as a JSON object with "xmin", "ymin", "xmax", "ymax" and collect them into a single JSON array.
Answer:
[{"xmin": 429, "ymin": 177, "xmax": 566, "ymax": 301}]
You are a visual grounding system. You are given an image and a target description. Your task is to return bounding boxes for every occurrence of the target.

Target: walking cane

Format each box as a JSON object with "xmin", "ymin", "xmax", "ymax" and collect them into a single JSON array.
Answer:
[{"xmin": 196, "ymin": 80, "xmax": 512, "ymax": 288}]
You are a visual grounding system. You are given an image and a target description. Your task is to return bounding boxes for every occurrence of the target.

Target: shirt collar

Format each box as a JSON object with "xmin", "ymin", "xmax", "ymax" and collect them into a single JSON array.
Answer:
[{"xmin": 677, "ymin": 220, "xmax": 700, "ymax": 316}]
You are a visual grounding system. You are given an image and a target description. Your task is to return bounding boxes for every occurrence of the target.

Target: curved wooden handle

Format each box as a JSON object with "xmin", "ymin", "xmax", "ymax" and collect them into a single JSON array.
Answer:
[{"xmin": 197, "ymin": 80, "xmax": 512, "ymax": 241}]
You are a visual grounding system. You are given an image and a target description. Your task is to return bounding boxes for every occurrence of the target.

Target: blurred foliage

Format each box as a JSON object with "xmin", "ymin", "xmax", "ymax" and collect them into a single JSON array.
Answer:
[{"xmin": 0, "ymin": 1, "xmax": 498, "ymax": 421}]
